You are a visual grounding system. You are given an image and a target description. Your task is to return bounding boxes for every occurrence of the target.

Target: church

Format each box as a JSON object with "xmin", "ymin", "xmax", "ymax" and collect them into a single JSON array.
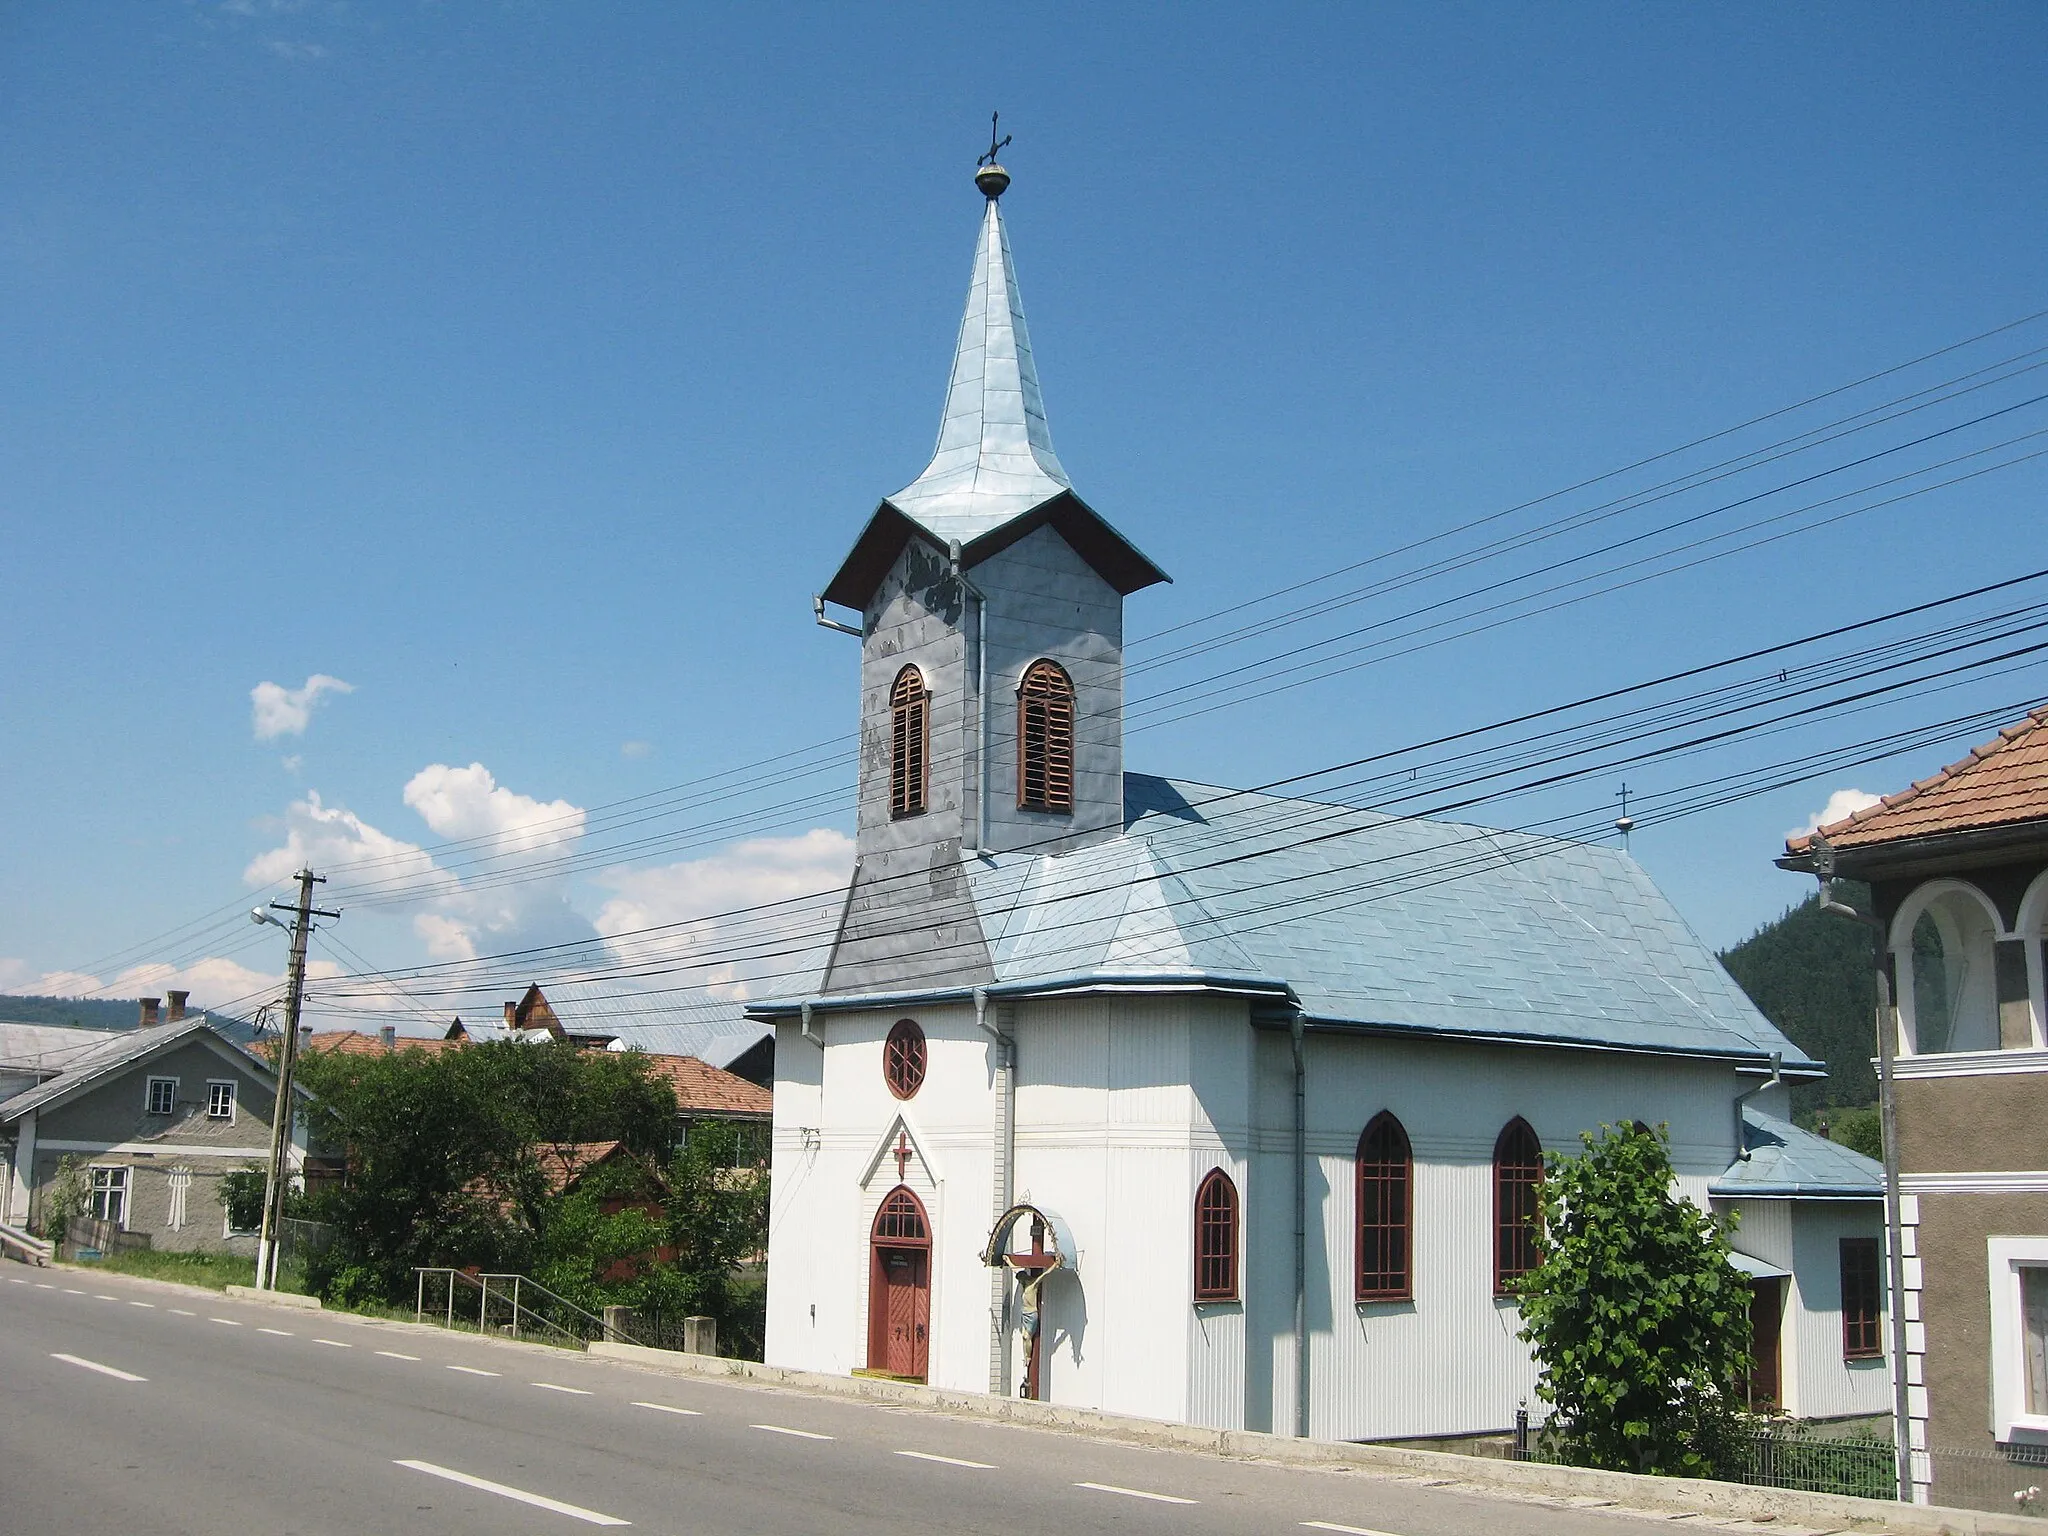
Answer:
[{"xmin": 751, "ymin": 158, "xmax": 1887, "ymax": 1441}]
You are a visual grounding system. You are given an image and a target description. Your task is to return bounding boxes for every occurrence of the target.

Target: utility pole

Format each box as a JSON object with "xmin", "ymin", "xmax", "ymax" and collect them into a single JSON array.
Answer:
[{"xmin": 252, "ymin": 868, "xmax": 338, "ymax": 1291}]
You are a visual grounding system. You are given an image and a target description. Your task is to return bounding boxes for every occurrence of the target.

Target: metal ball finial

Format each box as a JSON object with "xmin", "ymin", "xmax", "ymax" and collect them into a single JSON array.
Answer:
[{"xmin": 975, "ymin": 163, "xmax": 1010, "ymax": 200}]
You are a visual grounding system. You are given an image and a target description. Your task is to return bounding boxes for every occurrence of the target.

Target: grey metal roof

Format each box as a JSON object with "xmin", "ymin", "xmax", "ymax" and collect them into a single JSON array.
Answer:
[
  {"xmin": 0, "ymin": 1021, "xmax": 126, "ymax": 1080},
  {"xmin": 820, "ymin": 188, "xmax": 1167, "ymax": 609},
  {"xmin": 1712, "ymin": 1107, "xmax": 1882, "ymax": 1199},
  {"xmin": 0, "ymin": 1018, "xmax": 282, "ymax": 1122},
  {"xmin": 902, "ymin": 774, "xmax": 1816, "ymax": 1069}
]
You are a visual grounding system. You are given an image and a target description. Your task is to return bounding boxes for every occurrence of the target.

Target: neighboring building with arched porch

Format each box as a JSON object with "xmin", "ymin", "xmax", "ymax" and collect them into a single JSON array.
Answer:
[
  {"xmin": 753, "ymin": 159, "xmax": 1887, "ymax": 1444},
  {"xmin": 1782, "ymin": 705, "xmax": 2048, "ymax": 1505}
]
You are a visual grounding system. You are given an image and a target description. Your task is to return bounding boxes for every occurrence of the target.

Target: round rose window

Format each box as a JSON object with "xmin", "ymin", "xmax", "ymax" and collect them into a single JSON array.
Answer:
[{"xmin": 884, "ymin": 1019, "xmax": 927, "ymax": 1100}]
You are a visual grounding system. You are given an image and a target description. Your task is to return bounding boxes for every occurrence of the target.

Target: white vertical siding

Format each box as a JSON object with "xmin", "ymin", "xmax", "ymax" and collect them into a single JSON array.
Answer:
[{"xmin": 1788, "ymin": 1200, "xmax": 1892, "ymax": 1421}]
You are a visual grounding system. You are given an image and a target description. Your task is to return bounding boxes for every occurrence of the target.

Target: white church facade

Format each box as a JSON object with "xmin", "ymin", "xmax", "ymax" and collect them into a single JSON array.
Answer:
[{"xmin": 754, "ymin": 159, "xmax": 1888, "ymax": 1441}]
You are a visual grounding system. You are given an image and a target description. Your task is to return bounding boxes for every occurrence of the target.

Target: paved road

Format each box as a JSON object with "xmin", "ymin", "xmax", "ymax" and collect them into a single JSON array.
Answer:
[{"xmin": 1, "ymin": 1258, "xmax": 1773, "ymax": 1536}]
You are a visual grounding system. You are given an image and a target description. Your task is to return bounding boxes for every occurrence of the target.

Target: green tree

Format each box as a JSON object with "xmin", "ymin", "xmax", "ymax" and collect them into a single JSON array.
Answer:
[
  {"xmin": 294, "ymin": 1040, "xmax": 677, "ymax": 1304},
  {"xmin": 1516, "ymin": 1122, "xmax": 1755, "ymax": 1477},
  {"xmin": 1719, "ymin": 888, "xmax": 1876, "ymax": 1114},
  {"xmin": 219, "ymin": 1166, "xmax": 267, "ymax": 1233},
  {"xmin": 41, "ymin": 1153, "xmax": 91, "ymax": 1241}
]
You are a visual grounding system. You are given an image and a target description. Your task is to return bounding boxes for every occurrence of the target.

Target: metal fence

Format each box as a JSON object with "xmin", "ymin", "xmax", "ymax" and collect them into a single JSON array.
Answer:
[
  {"xmin": 1922, "ymin": 1442, "xmax": 2048, "ymax": 1517},
  {"xmin": 413, "ymin": 1268, "xmax": 618, "ymax": 1348}
]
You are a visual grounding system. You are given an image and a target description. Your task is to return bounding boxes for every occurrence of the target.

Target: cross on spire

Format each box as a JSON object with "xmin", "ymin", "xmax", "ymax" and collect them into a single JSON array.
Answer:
[{"xmin": 979, "ymin": 111, "xmax": 1011, "ymax": 169}]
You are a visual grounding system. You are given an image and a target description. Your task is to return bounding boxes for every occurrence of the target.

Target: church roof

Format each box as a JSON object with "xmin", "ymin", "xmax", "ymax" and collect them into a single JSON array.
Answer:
[
  {"xmin": 1712, "ymin": 1106, "xmax": 1882, "ymax": 1199},
  {"xmin": 758, "ymin": 775, "xmax": 1815, "ymax": 1074},
  {"xmin": 820, "ymin": 180, "xmax": 1167, "ymax": 610}
]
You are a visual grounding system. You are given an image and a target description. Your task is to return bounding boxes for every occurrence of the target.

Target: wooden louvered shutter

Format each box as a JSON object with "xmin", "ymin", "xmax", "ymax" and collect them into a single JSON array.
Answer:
[
  {"xmin": 1017, "ymin": 660, "xmax": 1075, "ymax": 813},
  {"xmin": 891, "ymin": 667, "xmax": 927, "ymax": 818}
]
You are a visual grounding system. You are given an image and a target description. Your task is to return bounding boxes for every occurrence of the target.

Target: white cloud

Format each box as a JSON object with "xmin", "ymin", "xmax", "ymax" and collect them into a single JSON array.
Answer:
[
  {"xmin": 243, "ymin": 789, "xmax": 446, "ymax": 894},
  {"xmin": 251, "ymin": 673, "xmax": 354, "ymax": 741},
  {"xmin": 621, "ymin": 740, "xmax": 654, "ymax": 760},
  {"xmin": 281, "ymin": 754, "xmax": 303, "ymax": 774},
  {"xmin": 1788, "ymin": 788, "xmax": 1885, "ymax": 841},
  {"xmin": 402, "ymin": 762, "xmax": 585, "ymax": 855},
  {"xmin": 595, "ymin": 829, "xmax": 854, "ymax": 998}
]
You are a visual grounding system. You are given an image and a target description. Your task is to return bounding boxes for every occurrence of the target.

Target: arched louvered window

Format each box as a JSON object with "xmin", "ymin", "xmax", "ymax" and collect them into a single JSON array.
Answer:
[
  {"xmin": 1493, "ymin": 1118, "xmax": 1544, "ymax": 1294},
  {"xmin": 1017, "ymin": 659, "xmax": 1075, "ymax": 814},
  {"xmin": 890, "ymin": 666, "xmax": 928, "ymax": 819},
  {"xmin": 1193, "ymin": 1168, "xmax": 1239, "ymax": 1302},
  {"xmin": 1356, "ymin": 1112, "xmax": 1412, "ymax": 1302}
]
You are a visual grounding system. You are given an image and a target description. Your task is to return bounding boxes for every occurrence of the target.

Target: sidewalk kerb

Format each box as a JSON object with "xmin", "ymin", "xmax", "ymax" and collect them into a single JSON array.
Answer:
[{"xmin": 586, "ymin": 1342, "xmax": 2026, "ymax": 1536}]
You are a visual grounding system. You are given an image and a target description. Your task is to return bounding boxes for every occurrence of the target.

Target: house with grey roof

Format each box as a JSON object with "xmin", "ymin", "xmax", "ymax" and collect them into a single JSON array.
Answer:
[
  {"xmin": 1, "ymin": 1009, "xmax": 306, "ymax": 1256},
  {"xmin": 753, "ymin": 158, "xmax": 1885, "ymax": 1441}
]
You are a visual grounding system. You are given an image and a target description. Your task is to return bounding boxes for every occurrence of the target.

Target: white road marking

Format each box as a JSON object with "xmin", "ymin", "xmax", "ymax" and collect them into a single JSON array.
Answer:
[
  {"xmin": 169, "ymin": 1307, "xmax": 195, "ymax": 1315},
  {"xmin": 210, "ymin": 1317, "xmax": 242, "ymax": 1326},
  {"xmin": 94, "ymin": 1294, "xmax": 117, "ymax": 1301},
  {"xmin": 394, "ymin": 1460, "xmax": 629, "ymax": 1527},
  {"xmin": 376, "ymin": 1349, "xmax": 421, "ymax": 1360},
  {"xmin": 1076, "ymin": 1482, "xmax": 1198, "ymax": 1505},
  {"xmin": 447, "ymin": 1364, "xmax": 500, "ymax": 1376},
  {"xmin": 128, "ymin": 1300, "xmax": 155, "ymax": 1308},
  {"xmin": 6, "ymin": 1277, "xmax": 25, "ymax": 1284},
  {"xmin": 35, "ymin": 1282, "xmax": 55, "ymax": 1289},
  {"xmin": 62, "ymin": 1288, "xmax": 85, "ymax": 1294},
  {"xmin": 533, "ymin": 1381, "xmax": 592, "ymax": 1394},
  {"xmin": 1304, "ymin": 1523, "xmax": 1408, "ymax": 1536},
  {"xmin": 896, "ymin": 1450, "xmax": 995, "ymax": 1469},
  {"xmin": 52, "ymin": 1352, "xmax": 146, "ymax": 1382},
  {"xmin": 313, "ymin": 1338, "xmax": 350, "ymax": 1348},
  {"xmin": 258, "ymin": 1327, "xmax": 294, "ymax": 1336},
  {"xmin": 751, "ymin": 1424, "xmax": 834, "ymax": 1440},
  {"xmin": 632, "ymin": 1401, "xmax": 701, "ymax": 1416}
]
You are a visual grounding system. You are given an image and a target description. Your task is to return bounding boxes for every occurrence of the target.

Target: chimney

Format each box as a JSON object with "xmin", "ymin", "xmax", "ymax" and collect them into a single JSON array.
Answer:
[
  {"xmin": 299, "ymin": 1024, "xmax": 313, "ymax": 1051},
  {"xmin": 504, "ymin": 1002, "xmax": 519, "ymax": 1029},
  {"xmin": 139, "ymin": 996, "xmax": 161, "ymax": 1029},
  {"xmin": 166, "ymin": 990, "xmax": 189, "ymax": 1023},
  {"xmin": 379, "ymin": 1025, "xmax": 397, "ymax": 1051}
]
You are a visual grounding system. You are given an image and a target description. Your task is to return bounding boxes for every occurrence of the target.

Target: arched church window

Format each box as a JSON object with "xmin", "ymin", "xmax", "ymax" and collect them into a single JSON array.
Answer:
[
  {"xmin": 884, "ymin": 1019, "xmax": 927, "ymax": 1100},
  {"xmin": 1017, "ymin": 659, "xmax": 1075, "ymax": 814},
  {"xmin": 1901, "ymin": 884, "xmax": 2002, "ymax": 1054},
  {"xmin": 890, "ymin": 666, "xmax": 929, "ymax": 819},
  {"xmin": 1356, "ymin": 1112, "xmax": 1412, "ymax": 1302},
  {"xmin": 1493, "ymin": 1118, "xmax": 1543, "ymax": 1295},
  {"xmin": 1193, "ymin": 1168, "xmax": 1239, "ymax": 1302}
]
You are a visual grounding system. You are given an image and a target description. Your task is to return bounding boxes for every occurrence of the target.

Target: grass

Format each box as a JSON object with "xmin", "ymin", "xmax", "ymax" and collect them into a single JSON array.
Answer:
[{"xmin": 83, "ymin": 1249, "xmax": 258, "ymax": 1290}]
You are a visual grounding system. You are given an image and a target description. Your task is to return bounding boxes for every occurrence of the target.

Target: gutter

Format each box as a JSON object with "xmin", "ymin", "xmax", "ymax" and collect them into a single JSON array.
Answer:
[
  {"xmin": 1731, "ymin": 1051, "xmax": 1782, "ymax": 1160},
  {"xmin": 1290, "ymin": 1005, "xmax": 1309, "ymax": 1438}
]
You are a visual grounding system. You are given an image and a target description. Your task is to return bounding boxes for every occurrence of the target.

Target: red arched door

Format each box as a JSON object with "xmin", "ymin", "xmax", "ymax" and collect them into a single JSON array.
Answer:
[{"xmin": 868, "ymin": 1186, "xmax": 931, "ymax": 1381}]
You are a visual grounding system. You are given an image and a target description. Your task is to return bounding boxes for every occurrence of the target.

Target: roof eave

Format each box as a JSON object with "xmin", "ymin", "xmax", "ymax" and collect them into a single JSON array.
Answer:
[{"xmin": 1780, "ymin": 818, "xmax": 2048, "ymax": 879}]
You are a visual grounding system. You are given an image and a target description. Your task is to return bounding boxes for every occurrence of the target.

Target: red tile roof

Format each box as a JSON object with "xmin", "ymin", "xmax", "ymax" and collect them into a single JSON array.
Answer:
[
  {"xmin": 640, "ymin": 1053, "xmax": 773, "ymax": 1117},
  {"xmin": 302, "ymin": 1030, "xmax": 461, "ymax": 1057},
  {"xmin": 1787, "ymin": 704, "xmax": 2048, "ymax": 856}
]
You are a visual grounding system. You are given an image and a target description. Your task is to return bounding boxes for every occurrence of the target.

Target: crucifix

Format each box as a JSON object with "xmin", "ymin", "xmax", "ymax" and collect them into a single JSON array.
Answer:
[
  {"xmin": 979, "ymin": 111, "xmax": 1012, "ymax": 168},
  {"xmin": 893, "ymin": 1130, "xmax": 913, "ymax": 1181}
]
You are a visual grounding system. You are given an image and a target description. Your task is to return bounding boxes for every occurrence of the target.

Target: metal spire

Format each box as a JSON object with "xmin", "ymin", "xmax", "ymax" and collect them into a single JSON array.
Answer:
[{"xmin": 887, "ymin": 153, "xmax": 1072, "ymax": 538}]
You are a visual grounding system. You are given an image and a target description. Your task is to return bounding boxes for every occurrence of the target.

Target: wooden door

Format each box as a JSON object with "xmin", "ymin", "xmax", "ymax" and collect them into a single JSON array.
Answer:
[
  {"xmin": 1746, "ymin": 1278, "xmax": 1783, "ymax": 1409},
  {"xmin": 870, "ymin": 1246, "xmax": 930, "ymax": 1379}
]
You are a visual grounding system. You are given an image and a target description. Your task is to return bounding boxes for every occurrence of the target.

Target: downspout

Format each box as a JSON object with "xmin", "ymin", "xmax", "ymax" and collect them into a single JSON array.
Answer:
[
  {"xmin": 1809, "ymin": 837, "xmax": 1914, "ymax": 1502},
  {"xmin": 800, "ymin": 1001, "xmax": 822, "ymax": 1050},
  {"xmin": 811, "ymin": 594, "xmax": 863, "ymax": 638},
  {"xmin": 976, "ymin": 986, "xmax": 1016, "ymax": 1394},
  {"xmin": 1731, "ymin": 1050, "xmax": 1782, "ymax": 1159},
  {"xmin": 1291, "ymin": 1007, "xmax": 1309, "ymax": 1439},
  {"xmin": 950, "ymin": 540, "xmax": 989, "ymax": 857}
]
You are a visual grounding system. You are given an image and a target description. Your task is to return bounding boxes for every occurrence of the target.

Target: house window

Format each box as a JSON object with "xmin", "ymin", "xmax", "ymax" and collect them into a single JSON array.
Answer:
[
  {"xmin": 146, "ymin": 1077, "xmax": 177, "ymax": 1116},
  {"xmin": 890, "ymin": 666, "xmax": 929, "ymax": 819},
  {"xmin": 1840, "ymin": 1237, "xmax": 1883, "ymax": 1359},
  {"xmin": 1017, "ymin": 659, "xmax": 1075, "ymax": 813},
  {"xmin": 884, "ymin": 1019, "xmax": 927, "ymax": 1101},
  {"xmin": 207, "ymin": 1081, "xmax": 236, "ymax": 1120},
  {"xmin": 1493, "ymin": 1118, "xmax": 1543, "ymax": 1294},
  {"xmin": 89, "ymin": 1166, "xmax": 129, "ymax": 1228},
  {"xmin": 1356, "ymin": 1112, "xmax": 1412, "ymax": 1301},
  {"xmin": 1988, "ymin": 1238, "xmax": 2048, "ymax": 1436},
  {"xmin": 1194, "ymin": 1168, "xmax": 1239, "ymax": 1302}
]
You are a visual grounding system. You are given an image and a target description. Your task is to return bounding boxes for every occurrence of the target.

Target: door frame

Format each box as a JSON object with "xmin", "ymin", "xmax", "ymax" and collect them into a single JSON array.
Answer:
[{"xmin": 867, "ymin": 1185, "xmax": 932, "ymax": 1381}]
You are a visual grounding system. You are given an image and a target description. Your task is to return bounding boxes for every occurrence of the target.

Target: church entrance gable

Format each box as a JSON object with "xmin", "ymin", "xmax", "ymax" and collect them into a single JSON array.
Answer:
[{"xmin": 867, "ymin": 1185, "xmax": 932, "ymax": 1380}]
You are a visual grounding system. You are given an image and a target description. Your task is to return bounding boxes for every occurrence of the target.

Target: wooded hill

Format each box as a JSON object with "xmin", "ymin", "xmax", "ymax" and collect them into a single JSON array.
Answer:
[{"xmin": 1717, "ymin": 887, "xmax": 1877, "ymax": 1113}]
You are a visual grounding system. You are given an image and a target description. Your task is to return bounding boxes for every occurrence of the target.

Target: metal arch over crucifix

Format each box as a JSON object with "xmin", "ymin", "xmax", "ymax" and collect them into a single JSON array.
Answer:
[{"xmin": 979, "ymin": 112, "xmax": 1012, "ymax": 168}]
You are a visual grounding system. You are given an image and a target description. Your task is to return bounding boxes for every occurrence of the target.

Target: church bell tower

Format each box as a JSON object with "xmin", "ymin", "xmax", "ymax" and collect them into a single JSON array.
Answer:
[{"xmin": 815, "ymin": 157, "xmax": 1168, "ymax": 995}]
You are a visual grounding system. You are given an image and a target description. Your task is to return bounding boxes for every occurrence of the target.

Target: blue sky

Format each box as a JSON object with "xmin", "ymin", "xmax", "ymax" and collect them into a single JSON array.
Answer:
[{"xmin": 4, "ymin": 4, "xmax": 2044, "ymax": 1026}]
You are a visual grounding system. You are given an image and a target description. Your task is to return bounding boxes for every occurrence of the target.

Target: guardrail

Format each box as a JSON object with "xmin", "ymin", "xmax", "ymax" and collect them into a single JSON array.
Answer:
[
  {"xmin": 0, "ymin": 1221, "xmax": 54, "ymax": 1266},
  {"xmin": 413, "ymin": 1267, "xmax": 629, "ymax": 1348}
]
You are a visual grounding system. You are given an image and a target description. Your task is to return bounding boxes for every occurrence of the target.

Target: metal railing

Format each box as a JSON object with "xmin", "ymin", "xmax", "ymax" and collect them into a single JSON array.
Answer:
[
  {"xmin": 413, "ymin": 1268, "xmax": 623, "ymax": 1348},
  {"xmin": 0, "ymin": 1221, "xmax": 52, "ymax": 1266}
]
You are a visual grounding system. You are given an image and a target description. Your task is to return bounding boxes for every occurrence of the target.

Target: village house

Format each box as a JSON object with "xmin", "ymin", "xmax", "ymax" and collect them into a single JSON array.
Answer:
[
  {"xmin": 0, "ymin": 995, "xmax": 306, "ymax": 1255},
  {"xmin": 751, "ymin": 160, "xmax": 1888, "ymax": 1442},
  {"xmin": 1782, "ymin": 704, "xmax": 2048, "ymax": 1506}
]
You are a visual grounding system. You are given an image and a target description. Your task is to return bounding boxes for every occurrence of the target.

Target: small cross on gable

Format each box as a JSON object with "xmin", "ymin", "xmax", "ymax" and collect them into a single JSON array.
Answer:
[{"xmin": 893, "ymin": 1130, "xmax": 913, "ymax": 1182}]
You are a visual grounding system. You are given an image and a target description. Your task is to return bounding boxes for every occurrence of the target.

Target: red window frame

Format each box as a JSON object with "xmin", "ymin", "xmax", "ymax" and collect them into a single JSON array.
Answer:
[
  {"xmin": 1840, "ymin": 1236, "xmax": 1883, "ymax": 1359},
  {"xmin": 884, "ymin": 1019, "xmax": 927, "ymax": 1101},
  {"xmin": 1194, "ymin": 1168, "xmax": 1239, "ymax": 1302},
  {"xmin": 1493, "ymin": 1118, "xmax": 1543, "ymax": 1295},
  {"xmin": 1356, "ymin": 1112, "xmax": 1412, "ymax": 1302}
]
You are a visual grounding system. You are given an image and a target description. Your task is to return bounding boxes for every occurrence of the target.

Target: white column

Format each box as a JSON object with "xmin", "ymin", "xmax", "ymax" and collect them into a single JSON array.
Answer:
[{"xmin": 7, "ymin": 1111, "xmax": 37, "ymax": 1228}]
